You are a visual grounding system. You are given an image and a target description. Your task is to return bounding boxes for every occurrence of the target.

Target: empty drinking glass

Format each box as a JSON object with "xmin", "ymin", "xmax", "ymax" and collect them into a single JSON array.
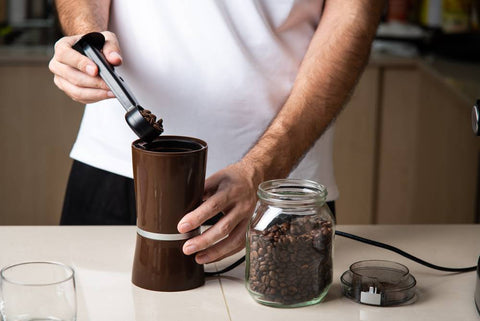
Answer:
[{"xmin": 0, "ymin": 261, "xmax": 76, "ymax": 321}]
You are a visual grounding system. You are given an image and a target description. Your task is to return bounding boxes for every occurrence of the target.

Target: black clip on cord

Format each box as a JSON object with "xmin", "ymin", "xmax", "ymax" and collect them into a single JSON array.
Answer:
[{"xmin": 205, "ymin": 230, "xmax": 477, "ymax": 276}]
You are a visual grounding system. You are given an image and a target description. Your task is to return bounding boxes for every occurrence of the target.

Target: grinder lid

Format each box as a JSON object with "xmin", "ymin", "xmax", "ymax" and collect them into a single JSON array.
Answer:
[{"xmin": 340, "ymin": 260, "xmax": 416, "ymax": 306}]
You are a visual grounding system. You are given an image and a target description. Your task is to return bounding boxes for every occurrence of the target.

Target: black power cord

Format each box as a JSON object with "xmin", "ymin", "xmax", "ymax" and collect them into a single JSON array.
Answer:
[
  {"xmin": 335, "ymin": 230, "xmax": 477, "ymax": 273},
  {"xmin": 205, "ymin": 256, "xmax": 246, "ymax": 276},
  {"xmin": 205, "ymin": 229, "xmax": 477, "ymax": 276}
]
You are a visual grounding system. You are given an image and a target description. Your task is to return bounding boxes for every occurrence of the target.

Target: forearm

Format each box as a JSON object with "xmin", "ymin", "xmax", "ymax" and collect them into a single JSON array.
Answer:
[
  {"xmin": 55, "ymin": 0, "xmax": 111, "ymax": 35},
  {"xmin": 243, "ymin": 0, "xmax": 384, "ymax": 182}
]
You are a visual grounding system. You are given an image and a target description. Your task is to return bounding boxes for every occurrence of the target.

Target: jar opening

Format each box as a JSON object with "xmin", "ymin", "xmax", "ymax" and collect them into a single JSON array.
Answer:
[{"xmin": 257, "ymin": 179, "xmax": 327, "ymax": 205}]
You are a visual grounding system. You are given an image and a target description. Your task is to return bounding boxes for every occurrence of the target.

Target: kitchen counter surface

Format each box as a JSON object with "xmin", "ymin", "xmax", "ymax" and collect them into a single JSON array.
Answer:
[{"xmin": 0, "ymin": 224, "xmax": 478, "ymax": 321}]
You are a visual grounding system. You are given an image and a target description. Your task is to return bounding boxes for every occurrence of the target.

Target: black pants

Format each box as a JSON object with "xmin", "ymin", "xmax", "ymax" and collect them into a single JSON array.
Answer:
[
  {"xmin": 60, "ymin": 161, "xmax": 137, "ymax": 225},
  {"xmin": 60, "ymin": 160, "xmax": 336, "ymax": 225}
]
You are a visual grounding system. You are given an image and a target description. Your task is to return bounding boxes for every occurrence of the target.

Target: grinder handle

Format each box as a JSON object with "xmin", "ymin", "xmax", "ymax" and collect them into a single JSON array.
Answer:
[{"xmin": 73, "ymin": 32, "xmax": 139, "ymax": 112}]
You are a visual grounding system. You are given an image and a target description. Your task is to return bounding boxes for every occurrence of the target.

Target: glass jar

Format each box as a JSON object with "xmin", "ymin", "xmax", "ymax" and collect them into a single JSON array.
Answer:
[{"xmin": 245, "ymin": 179, "xmax": 334, "ymax": 308}]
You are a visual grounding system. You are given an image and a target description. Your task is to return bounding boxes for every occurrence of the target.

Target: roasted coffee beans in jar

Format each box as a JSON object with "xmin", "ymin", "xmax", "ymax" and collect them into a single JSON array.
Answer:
[{"xmin": 245, "ymin": 179, "xmax": 334, "ymax": 308}]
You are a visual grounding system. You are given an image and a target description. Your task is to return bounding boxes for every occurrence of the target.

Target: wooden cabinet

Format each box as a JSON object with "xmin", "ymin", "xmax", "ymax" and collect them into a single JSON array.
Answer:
[
  {"xmin": 334, "ymin": 59, "xmax": 479, "ymax": 224},
  {"xmin": 0, "ymin": 62, "xmax": 83, "ymax": 225},
  {"xmin": 333, "ymin": 67, "xmax": 380, "ymax": 224},
  {"xmin": 376, "ymin": 67, "xmax": 421, "ymax": 223}
]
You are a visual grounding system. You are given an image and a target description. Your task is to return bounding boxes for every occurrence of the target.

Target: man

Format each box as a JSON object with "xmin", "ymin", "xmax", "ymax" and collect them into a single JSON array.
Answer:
[{"xmin": 49, "ymin": 0, "xmax": 384, "ymax": 265}]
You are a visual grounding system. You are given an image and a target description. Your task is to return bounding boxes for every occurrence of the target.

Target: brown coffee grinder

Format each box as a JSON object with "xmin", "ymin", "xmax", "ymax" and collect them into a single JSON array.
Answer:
[
  {"xmin": 131, "ymin": 137, "xmax": 207, "ymax": 291},
  {"xmin": 74, "ymin": 33, "xmax": 207, "ymax": 291}
]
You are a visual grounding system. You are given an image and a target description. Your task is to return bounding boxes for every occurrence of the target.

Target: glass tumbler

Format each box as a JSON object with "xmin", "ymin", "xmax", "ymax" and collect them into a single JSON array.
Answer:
[{"xmin": 0, "ymin": 261, "xmax": 76, "ymax": 321}]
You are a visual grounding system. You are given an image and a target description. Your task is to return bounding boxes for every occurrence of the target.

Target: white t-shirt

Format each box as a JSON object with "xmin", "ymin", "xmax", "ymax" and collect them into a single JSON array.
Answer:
[{"xmin": 70, "ymin": 0, "xmax": 339, "ymax": 201}]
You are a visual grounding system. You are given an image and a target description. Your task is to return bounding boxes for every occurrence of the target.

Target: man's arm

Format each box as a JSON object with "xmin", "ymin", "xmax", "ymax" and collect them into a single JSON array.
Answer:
[
  {"xmin": 243, "ymin": 1, "xmax": 384, "ymax": 181},
  {"xmin": 49, "ymin": 0, "xmax": 122, "ymax": 103},
  {"xmin": 178, "ymin": 0, "xmax": 385, "ymax": 264},
  {"xmin": 56, "ymin": 0, "xmax": 110, "ymax": 35}
]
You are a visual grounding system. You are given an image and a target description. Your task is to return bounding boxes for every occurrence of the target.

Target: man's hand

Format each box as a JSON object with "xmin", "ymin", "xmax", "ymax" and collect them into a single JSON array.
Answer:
[
  {"xmin": 48, "ymin": 31, "xmax": 122, "ymax": 104},
  {"xmin": 177, "ymin": 159, "xmax": 262, "ymax": 264}
]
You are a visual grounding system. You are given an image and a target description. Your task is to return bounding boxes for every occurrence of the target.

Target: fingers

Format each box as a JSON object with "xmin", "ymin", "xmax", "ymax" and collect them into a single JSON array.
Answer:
[
  {"xmin": 53, "ymin": 75, "xmax": 114, "ymax": 104},
  {"xmin": 101, "ymin": 31, "xmax": 123, "ymax": 66},
  {"xmin": 178, "ymin": 163, "xmax": 259, "ymax": 264},
  {"xmin": 178, "ymin": 186, "xmax": 248, "ymax": 264},
  {"xmin": 49, "ymin": 58, "xmax": 110, "ymax": 90},
  {"xmin": 52, "ymin": 36, "xmax": 98, "ymax": 76},
  {"xmin": 191, "ymin": 219, "xmax": 249, "ymax": 264},
  {"xmin": 49, "ymin": 32, "xmax": 122, "ymax": 104},
  {"xmin": 178, "ymin": 192, "xmax": 228, "ymax": 233},
  {"xmin": 182, "ymin": 206, "xmax": 243, "ymax": 255}
]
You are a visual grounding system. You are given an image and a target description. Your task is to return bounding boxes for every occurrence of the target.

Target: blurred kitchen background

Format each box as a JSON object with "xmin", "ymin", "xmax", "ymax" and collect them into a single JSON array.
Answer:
[{"xmin": 0, "ymin": 0, "xmax": 479, "ymax": 225}]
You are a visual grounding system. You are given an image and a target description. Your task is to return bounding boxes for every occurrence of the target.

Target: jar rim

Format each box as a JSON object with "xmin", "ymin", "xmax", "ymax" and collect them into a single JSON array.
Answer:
[{"xmin": 257, "ymin": 179, "xmax": 327, "ymax": 205}]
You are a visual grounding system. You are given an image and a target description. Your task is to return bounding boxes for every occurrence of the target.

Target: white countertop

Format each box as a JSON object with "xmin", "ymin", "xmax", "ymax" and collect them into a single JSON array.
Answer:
[{"xmin": 0, "ymin": 225, "xmax": 478, "ymax": 321}]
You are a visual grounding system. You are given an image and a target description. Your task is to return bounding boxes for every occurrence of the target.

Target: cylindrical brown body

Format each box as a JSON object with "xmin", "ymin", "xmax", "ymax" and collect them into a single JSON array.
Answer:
[{"xmin": 131, "ymin": 136, "xmax": 207, "ymax": 291}]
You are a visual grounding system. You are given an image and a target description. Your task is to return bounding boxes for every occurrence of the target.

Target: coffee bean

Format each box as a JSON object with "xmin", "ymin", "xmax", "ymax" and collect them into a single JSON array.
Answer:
[
  {"xmin": 139, "ymin": 109, "xmax": 163, "ymax": 132},
  {"xmin": 288, "ymin": 286, "xmax": 298, "ymax": 294},
  {"xmin": 247, "ymin": 216, "xmax": 333, "ymax": 306}
]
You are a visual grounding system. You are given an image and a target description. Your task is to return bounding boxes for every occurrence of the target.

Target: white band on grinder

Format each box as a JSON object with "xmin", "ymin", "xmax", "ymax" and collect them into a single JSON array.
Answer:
[{"xmin": 136, "ymin": 227, "xmax": 200, "ymax": 241}]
